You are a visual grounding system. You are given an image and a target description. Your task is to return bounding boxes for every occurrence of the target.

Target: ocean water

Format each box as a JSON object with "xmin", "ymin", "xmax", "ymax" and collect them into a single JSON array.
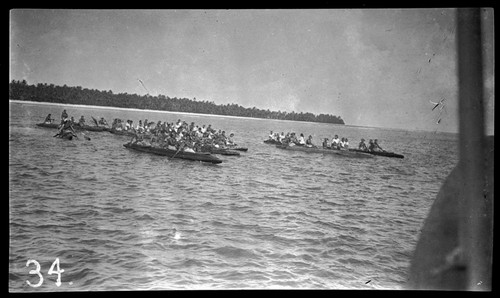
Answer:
[{"xmin": 9, "ymin": 100, "xmax": 459, "ymax": 291}]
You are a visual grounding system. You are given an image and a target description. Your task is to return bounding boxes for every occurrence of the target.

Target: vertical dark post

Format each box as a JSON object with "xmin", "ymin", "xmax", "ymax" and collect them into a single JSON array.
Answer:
[{"xmin": 456, "ymin": 8, "xmax": 490, "ymax": 290}]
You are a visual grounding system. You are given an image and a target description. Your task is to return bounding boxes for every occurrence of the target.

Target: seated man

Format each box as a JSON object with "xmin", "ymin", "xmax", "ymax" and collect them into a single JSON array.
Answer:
[
  {"xmin": 98, "ymin": 117, "xmax": 108, "ymax": 126},
  {"xmin": 322, "ymin": 138, "xmax": 330, "ymax": 149},
  {"xmin": 78, "ymin": 116, "xmax": 86, "ymax": 127},
  {"xmin": 44, "ymin": 114, "xmax": 54, "ymax": 124},
  {"xmin": 358, "ymin": 138, "xmax": 368, "ymax": 151},
  {"xmin": 305, "ymin": 135, "xmax": 314, "ymax": 147},
  {"xmin": 331, "ymin": 135, "xmax": 340, "ymax": 149},
  {"xmin": 297, "ymin": 133, "xmax": 306, "ymax": 145},
  {"xmin": 268, "ymin": 130, "xmax": 275, "ymax": 140}
]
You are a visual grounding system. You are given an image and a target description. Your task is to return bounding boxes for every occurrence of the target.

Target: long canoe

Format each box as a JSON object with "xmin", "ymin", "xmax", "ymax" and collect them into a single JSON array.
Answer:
[
  {"xmin": 276, "ymin": 144, "xmax": 374, "ymax": 158},
  {"xmin": 349, "ymin": 148, "xmax": 404, "ymax": 159},
  {"xmin": 123, "ymin": 143, "xmax": 223, "ymax": 164},
  {"xmin": 36, "ymin": 123, "xmax": 109, "ymax": 132}
]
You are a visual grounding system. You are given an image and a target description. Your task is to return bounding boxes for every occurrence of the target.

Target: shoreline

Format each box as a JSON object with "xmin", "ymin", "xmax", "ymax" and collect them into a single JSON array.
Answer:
[
  {"xmin": 9, "ymin": 99, "xmax": 347, "ymax": 126},
  {"xmin": 9, "ymin": 99, "xmax": 458, "ymax": 135}
]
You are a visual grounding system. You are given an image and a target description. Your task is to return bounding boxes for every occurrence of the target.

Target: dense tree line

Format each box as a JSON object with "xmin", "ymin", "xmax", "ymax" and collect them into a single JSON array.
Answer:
[{"xmin": 9, "ymin": 80, "xmax": 345, "ymax": 124}]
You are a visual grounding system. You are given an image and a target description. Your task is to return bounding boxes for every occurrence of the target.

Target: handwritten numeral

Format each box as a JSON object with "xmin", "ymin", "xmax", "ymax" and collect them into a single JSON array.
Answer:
[
  {"xmin": 47, "ymin": 258, "xmax": 65, "ymax": 287},
  {"xmin": 26, "ymin": 259, "xmax": 44, "ymax": 287}
]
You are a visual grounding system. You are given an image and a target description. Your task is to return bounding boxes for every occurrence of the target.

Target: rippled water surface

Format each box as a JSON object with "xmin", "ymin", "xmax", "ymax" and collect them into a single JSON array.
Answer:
[{"xmin": 9, "ymin": 101, "xmax": 459, "ymax": 291}]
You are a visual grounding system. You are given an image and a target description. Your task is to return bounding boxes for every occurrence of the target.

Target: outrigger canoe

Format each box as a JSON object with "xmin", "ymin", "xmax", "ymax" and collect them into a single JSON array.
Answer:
[
  {"xmin": 36, "ymin": 123, "xmax": 109, "ymax": 132},
  {"xmin": 349, "ymin": 148, "xmax": 404, "ymax": 159},
  {"xmin": 123, "ymin": 143, "xmax": 223, "ymax": 164},
  {"xmin": 276, "ymin": 144, "xmax": 374, "ymax": 158}
]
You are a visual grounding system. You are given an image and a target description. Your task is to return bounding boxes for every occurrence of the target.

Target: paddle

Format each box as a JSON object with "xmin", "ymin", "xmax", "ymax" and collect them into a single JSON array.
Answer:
[
  {"xmin": 169, "ymin": 147, "xmax": 182, "ymax": 161},
  {"xmin": 91, "ymin": 116, "xmax": 99, "ymax": 127}
]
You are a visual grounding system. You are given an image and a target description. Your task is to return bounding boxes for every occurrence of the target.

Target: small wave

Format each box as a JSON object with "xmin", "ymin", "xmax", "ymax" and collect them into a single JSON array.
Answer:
[
  {"xmin": 337, "ymin": 257, "xmax": 371, "ymax": 266},
  {"xmin": 101, "ymin": 206, "xmax": 135, "ymax": 214},
  {"xmin": 179, "ymin": 258, "xmax": 206, "ymax": 268},
  {"xmin": 35, "ymin": 195, "xmax": 63, "ymax": 201},
  {"xmin": 66, "ymin": 209, "xmax": 100, "ymax": 217},
  {"xmin": 135, "ymin": 214, "xmax": 155, "ymax": 221},
  {"xmin": 214, "ymin": 246, "xmax": 257, "ymax": 259}
]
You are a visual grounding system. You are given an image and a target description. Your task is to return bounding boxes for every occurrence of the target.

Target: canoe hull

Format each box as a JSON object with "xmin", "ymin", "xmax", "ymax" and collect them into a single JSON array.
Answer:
[
  {"xmin": 203, "ymin": 148, "xmax": 240, "ymax": 156},
  {"xmin": 123, "ymin": 143, "xmax": 222, "ymax": 164},
  {"xmin": 276, "ymin": 144, "xmax": 374, "ymax": 158},
  {"xmin": 264, "ymin": 139, "xmax": 282, "ymax": 145},
  {"xmin": 349, "ymin": 148, "xmax": 404, "ymax": 159},
  {"xmin": 228, "ymin": 146, "xmax": 248, "ymax": 152}
]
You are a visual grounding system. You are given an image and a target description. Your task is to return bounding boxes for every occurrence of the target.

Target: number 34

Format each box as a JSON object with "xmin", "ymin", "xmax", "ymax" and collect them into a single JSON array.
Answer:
[{"xmin": 26, "ymin": 258, "xmax": 65, "ymax": 287}]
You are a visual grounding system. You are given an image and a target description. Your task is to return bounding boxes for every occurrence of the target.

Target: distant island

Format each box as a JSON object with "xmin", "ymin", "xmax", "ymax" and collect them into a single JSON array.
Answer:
[{"xmin": 9, "ymin": 80, "xmax": 345, "ymax": 125}]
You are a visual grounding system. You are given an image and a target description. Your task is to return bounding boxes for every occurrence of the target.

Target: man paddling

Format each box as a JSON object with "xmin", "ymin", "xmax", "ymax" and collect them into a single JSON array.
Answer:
[
  {"xmin": 373, "ymin": 139, "xmax": 384, "ymax": 152},
  {"xmin": 61, "ymin": 109, "xmax": 68, "ymax": 122}
]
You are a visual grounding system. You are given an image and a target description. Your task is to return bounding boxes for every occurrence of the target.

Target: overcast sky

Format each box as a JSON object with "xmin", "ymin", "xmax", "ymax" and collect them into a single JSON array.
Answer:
[{"xmin": 10, "ymin": 9, "xmax": 494, "ymax": 134}]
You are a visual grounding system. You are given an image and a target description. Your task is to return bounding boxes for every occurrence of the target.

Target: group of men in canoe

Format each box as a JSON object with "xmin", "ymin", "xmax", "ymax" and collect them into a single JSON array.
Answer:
[
  {"xmin": 45, "ymin": 110, "xmax": 240, "ymax": 153},
  {"xmin": 130, "ymin": 118, "xmax": 238, "ymax": 153},
  {"xmin": 44, "ymin": 110, "xmax": 109, "ymax": 139},
  {"xmin": 268, "ymin": 131, "xmax": 384, "ymax": 152}
]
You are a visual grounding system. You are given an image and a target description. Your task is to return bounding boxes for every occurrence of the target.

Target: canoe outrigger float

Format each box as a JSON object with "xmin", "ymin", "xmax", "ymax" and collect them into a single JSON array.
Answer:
[
  {"xmin": 36, "ymin": 123, "xmax": 109, "ymax": 132},
  {"xmin": 123, "ymin": 142, "xmax": 223, "ymax": 164},
  {"xmin": 275, "ymin": 144, "xmax": 374, "ymax": 158}
]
